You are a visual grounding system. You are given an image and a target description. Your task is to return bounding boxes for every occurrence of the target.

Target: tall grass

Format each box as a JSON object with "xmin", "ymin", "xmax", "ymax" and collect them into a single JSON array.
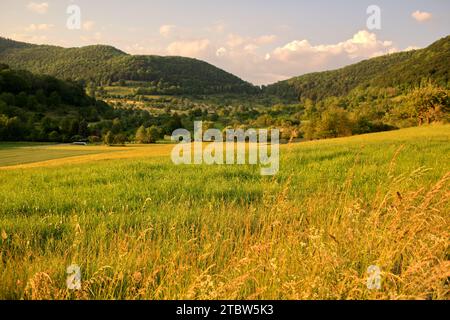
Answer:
[{"xmin": 0, "ymin": 125, "xmax": 449, "ymax": 299}]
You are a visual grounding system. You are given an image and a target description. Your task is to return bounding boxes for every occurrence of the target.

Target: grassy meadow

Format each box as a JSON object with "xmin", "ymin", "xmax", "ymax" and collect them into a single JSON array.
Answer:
[{"xmin": 0, "ymin": 125, "xmax": 449, "ymax": 300}]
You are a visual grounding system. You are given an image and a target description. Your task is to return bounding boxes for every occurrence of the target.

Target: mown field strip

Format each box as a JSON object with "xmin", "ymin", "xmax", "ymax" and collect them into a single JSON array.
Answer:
[
  {"xmin": 0, "ymin": 144, "xmax": 113, "ymax": 168},
  {"xmin": 0, "ymin": 144, "xmax": 175, "ymax": 169}
]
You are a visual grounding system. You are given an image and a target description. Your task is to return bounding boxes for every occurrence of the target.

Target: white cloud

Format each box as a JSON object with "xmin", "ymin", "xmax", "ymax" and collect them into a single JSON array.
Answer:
[
  {"xmin": 270, "ymin": 30, "xmax": 395, "ymax": 63},
  {"xmin": 412, "ymin": 11, "xmax": 432, "ymax": 22},
  {"xmin": 83, "ymin": 21, "xmax": 96, "ymax": 31},
  {"xmin": 27, "ymin": 2, "xmax": 48, "ymax": 14},
  {"xmin": 167, "ymin": 39, "xmax": 210, "ymax": 58},
  {"xmin": 25, "ymin": 23, "xmax": 54, "ymax": 32},
  {"xmin": 226, "ymin": 34, "xmax": 246, "ymax": 48},
  {"xmin": 225, "ymin": 33, "xmax": 276, "ymax": 52},
  {"xmin": 159, "ymin": 25, "xmax": 176, "ymax": 38},
  {"xmin": 216, "ymin": 47, "xmax": 227, "ymax": 57},
  {"xmin": 404, "ymin": 46, "xmax": 421, "ymax": 51}
]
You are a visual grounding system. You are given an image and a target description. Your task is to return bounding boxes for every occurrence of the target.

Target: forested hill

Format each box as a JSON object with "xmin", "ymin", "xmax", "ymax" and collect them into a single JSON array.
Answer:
[
  {"xmin": 263, "ymin": 35, "xmax": 450, "ymax": 101},
  {"xmin": 1, "ymin": 35, "xmax": 449, "ymax": 99},
  {"xmin": 0, "ymin": 37, "xmax": 257, "ymax": 95}
]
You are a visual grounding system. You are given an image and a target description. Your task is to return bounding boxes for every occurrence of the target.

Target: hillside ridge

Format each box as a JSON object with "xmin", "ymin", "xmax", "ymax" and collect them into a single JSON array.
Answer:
[
  {"xmin": 0, "ymin": 37, "xmax": 256, "ymax": 94},
  {"xmin": 263, "ymin": 35, "xmax": 450, "ymax": 101}
]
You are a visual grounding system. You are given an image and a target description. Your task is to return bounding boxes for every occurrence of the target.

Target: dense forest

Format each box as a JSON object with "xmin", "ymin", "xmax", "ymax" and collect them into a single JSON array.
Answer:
[
  {"xmin": 0, "ymin": 37, "xmax": 257, "ymax": 95},
  {"xmin": 0, "ymin": 64, "xmax": 189, "ymax": 143}
]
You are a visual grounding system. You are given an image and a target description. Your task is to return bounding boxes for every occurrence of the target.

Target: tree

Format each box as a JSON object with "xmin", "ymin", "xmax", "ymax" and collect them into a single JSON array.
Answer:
[
  {"xmin": 87, "ymin": 83, "xmax": 97, "ymax": 98},
  {"xmin": 48, "ymin": 131, "xmax": 60, "ymax": 142},
  {"xmin": 88, "ymin": 136, "xmax": 101, "ymax": 144},
  {"xmin": 0, "ymin": 115, "xmax": 25, "ymax": 141},
  {"xmin": 406, "ymin": 83, "xmax": 449, "ymax": 125},
  {"xmin": 78, "ymin": 119, "xmax": 89, "ymax": 138},
  {"xmin": 0, "ymin": 100, "xmax": 7, "ymax": 114},
  {"xmin": 146, "ymin": 126, "xmax": 162, "ymax": 143},
  {"xmin": 0, "ymin": 92, "xmax": 15, "ymax": 106},
  {"xmin": 60, "ymin": 118, "xmax": 72, "ymax": 135},
  {"xmin": 48, "ymin": 91, "xmax": 61, "ymax": 107},
  {"xmin": 254, "ymin": 114, "xmax": 274, "ymax": 127},
  {"xmin": 0, "ymin": 114, "xmax": 9, "ymax": 140},
  {"xmin": 35, "ymin": 89, "xmax": 46, "ymax": 105},
  {"xmin": 135, "ymin": 125, "xmax": 147, "ymax": 143},
  {"xmin": 303, "ymin": 107, "xmax": 353, "ymax": 140},
  {"xmin": 164, "ymin": 113, "xmax": 183, "ymax": 134},
  {"xmin": 26, "ymin": 95, "xmax": 39, "ymax": 111},
  {"xmin": 70, "ymin": 119, "xmax": 80, "ymax": 136},
  {"xmin": 315, "ymin": 107, "xmax": 352, "ymax": 139},
  {"xmin": 302, "ymin": 117, "xmax": 318, "ymax": 140},
  {"xmin": 303, "ymin": 99, "xmax": 316, "ymax": 119},
  {"xmin": 41, "ymin": 117, "xmax": 57, "ymax": 134},
  {"xmin": 16, "ymin": 92, "xmax": 28, "ymax": 107},
  {"xmin": 103, "ymin": 131, "xmax": 114, "ymax": 145},
  {"xmin": 113, "ymin": 133, "xmax": 126, "ymax": 145},
  {"xmin": 111, "ymin": 118, "xmax": 122, "ymax": 134}
]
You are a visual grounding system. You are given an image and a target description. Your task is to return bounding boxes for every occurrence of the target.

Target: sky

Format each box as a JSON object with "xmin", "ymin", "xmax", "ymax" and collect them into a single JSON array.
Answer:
[{"xmin": 0, "ymin": 0, "xmax": 449, "ymax": 85}]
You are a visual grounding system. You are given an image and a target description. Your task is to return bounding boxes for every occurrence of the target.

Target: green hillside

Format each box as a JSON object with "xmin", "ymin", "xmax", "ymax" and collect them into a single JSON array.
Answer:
[
  {"xmin": 0, "ymin": 64, "xmax": 199, "ymax": 143},
  {"xmin": 0, "ymin": 37, "xmax": 256, "ymax": 95},
  {"xmin": 264, "ymin": 35, "xmax": 450, "ymax": 101}
]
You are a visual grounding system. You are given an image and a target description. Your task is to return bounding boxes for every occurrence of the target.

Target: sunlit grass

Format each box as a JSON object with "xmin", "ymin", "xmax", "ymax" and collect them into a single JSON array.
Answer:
[{"xmin": 0, "ymin": 124, "xmax": 449, "ymax": 300}]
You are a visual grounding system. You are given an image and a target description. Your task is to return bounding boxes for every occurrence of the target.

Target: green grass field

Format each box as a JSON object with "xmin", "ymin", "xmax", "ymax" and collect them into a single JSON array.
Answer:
[{"xmin": 0, "ymin": 125, "xmax": 449, "ymax": 300}]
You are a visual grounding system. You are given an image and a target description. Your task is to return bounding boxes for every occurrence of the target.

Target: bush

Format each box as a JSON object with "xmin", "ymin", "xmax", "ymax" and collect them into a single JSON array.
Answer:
[
  {"xmin": 48, "ymin": 131, "xmax": 60, "ymax": 142},
  {"xmin": 113, "ymin": 133, "xmax": 126, "ymax": 145},
  {"xmin": 88, "ymin": 136, "xmax": 101, "ymax": 144}
]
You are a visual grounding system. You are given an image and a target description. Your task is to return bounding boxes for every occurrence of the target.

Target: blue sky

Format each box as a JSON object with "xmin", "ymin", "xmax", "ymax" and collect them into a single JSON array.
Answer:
[{"xmin": 0, "ymin": 0, "xmax": 449, "ymax": 84}]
